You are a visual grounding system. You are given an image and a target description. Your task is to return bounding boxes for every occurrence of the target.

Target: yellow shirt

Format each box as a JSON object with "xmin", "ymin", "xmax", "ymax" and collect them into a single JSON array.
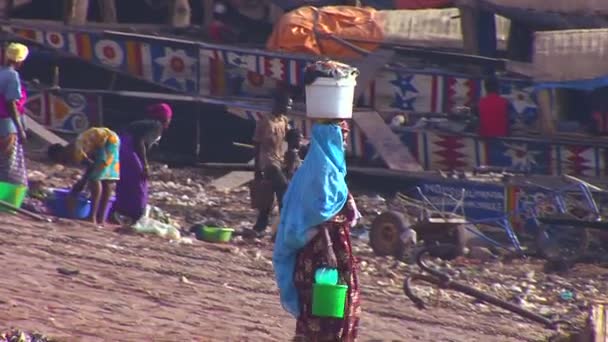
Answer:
[{"xmin": 74, "ymin": 127, "xmax": 119, "ymax": 163}]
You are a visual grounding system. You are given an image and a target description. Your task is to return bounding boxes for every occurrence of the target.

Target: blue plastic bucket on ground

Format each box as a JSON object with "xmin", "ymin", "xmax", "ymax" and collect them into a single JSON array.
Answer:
[
  {"xmin": 46, "ymin": 188, "xmax": 116, "ymax": 220},
  {"xmin": 46, "ymin": 188, "xmax": 91, "ymax": 219}
]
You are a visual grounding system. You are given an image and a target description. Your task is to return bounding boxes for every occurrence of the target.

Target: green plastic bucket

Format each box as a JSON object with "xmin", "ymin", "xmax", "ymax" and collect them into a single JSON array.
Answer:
[
  {"xmin": 312, "ymin": 283, "xmax": 348, "ymax": 318},
  {"xmin": 215, "ymin": 228, "xmax": 234, "ymax": 242},
  {"xmin": 196, "ymin": 226, "xmax": 234, "ymax": 243},
  {"xmin": 0, "ymin": 181, "xmax": 27, "ymax": 212}
]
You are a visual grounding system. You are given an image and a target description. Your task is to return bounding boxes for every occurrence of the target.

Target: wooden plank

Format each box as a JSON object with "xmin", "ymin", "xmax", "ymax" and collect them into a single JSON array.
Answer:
[
  {"xmin": 202, "ymin": 0, "xmax": 214, "ymax": 28},
  {"xmin": 0, "ymin": 0, "xmax": 13, "ymax": 19},
  {"xmin": 525, "ymin": 28, "xmax": 608, "ymax": 82},
  {"xmin": 169, "ymin": 0, "xmax": 191, "ymax": 28},
  {"xmin": 26, "ymin": 116, "xmax": 68, "ymax": 146},
  {"xmin": 349, "ymin": 49, "xmax": 394, "ymax": 102},
  {"xmin": 98, "ymin": 0, "xmax": 117, "ymax": 23},
  {"xmin": 352, "ymin": 111, "xmax": 423, "ymax": 172},
  {"xmin": 209, "ymin": 159, "xmax": 255, "ymax": 191},
  {"xmin": 0, "ymin": 18, "xmax": 174, "ymax": 32},
  {"xmin": 64, "ymin": 0, "xmax": 90, "ymax": 26},
  {"xmin": 536, "ymin": 88, "xmax": 556, "ymax": 136},
  {"xmin": 459, "ymin": 7, "xmax": 480, "ymax": 56},
  {"xmin": 476, "ymin": 0, "xmax": 608, "ymax": 15},
  {"xmin": 210, "ymin": 171, "xmax": 254, "ymax": 191},
  {"xmin": 0, "ymin": 0, "xmax": 30, "ymax": 19}
]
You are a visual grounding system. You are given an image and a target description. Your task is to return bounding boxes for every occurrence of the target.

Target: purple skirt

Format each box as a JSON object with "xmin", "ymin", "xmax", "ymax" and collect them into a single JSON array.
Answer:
[{"xmin": 111, "ymin": 133, "xmax": 148, "ymax": 221}]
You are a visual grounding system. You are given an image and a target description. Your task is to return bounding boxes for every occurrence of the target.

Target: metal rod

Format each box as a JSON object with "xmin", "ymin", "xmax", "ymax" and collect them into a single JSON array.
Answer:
[
  {"xmin": 404, "ymin": 245, "xmax": 569, "ymax": 330},
  {"xmin": 564, "ymin": 174, "xmax": 605, "ymax": 192},
  {"xmin": 537, "ymin": 217, "xmax": 608, "ymax": 232},
  {"xmin": 0, "ymin": 200, "xmax": 51, "ymax": 222},
  {"xmin": 233, "ymin": 142, "xmax": 254, "ymax": 149}
]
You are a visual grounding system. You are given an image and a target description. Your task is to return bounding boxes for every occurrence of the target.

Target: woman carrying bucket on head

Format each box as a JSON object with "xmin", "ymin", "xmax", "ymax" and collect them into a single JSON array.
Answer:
[
  {"xmin": 273, "ymin": 120, "xmax": 361, "ymax": 341},
  {"xmin": 0, "ymin": 43, "xmax": 30, "ymax": 186},
  {"xmin": 111, "ymin": 103, "xmax": 173, "ymax": 224}
]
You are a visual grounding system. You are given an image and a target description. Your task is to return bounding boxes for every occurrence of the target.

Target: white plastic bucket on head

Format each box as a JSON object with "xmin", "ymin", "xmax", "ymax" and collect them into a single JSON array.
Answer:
[{"xmin": 305, "ymin": 77, "xmax": 357, "ymax": 119}]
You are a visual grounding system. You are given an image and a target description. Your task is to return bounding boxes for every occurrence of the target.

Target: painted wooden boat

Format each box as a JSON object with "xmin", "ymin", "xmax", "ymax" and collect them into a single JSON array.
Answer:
[{"xmin": 2, "ymin": 17, "xmax": 606, "ymax": 178}]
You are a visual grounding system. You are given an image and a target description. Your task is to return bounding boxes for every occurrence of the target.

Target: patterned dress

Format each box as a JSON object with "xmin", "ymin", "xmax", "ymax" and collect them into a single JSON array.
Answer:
[
  {"xmin": 293, "ymin": 196, "xmax": 361, "ymax": 341},
  {"xmin": 0, "ymin": 83, "xmax": 28, "ymax": 186},
  {"xmin": 74, "ymin": 127, "xmax": 121, "ymax": 181}
]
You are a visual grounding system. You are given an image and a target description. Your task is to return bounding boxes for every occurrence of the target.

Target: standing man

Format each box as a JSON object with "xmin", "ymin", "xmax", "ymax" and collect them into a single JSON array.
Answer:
[
  {"xmin": 478, "ymin": 77, "xmax": 510, "ymax": 138},
  {"xmin": 252, "ymin": 92, "xmax": 291, "ymax": 234}
]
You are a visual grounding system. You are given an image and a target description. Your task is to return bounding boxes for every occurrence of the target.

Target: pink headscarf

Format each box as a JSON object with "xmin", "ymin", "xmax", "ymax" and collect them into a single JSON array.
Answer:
[{"xmin": 146, "ymin": 103, "xmax": 173, "ymax": 128}]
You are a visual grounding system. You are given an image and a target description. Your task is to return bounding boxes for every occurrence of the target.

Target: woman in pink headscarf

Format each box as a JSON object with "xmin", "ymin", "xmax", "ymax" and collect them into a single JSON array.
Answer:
[{"xmin": 111, "ymin": 103, "xmax": 173, "ymax": 223}]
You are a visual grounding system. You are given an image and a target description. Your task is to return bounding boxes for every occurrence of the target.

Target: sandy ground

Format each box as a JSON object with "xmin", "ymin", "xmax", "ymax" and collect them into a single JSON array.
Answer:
[
  {"xmin": 0, "ymin": 212, "xmax": 561, "ymax": 342},
  {"xmin": 0, "ymin": 149, "xmax": 596, "ymax": 341}
]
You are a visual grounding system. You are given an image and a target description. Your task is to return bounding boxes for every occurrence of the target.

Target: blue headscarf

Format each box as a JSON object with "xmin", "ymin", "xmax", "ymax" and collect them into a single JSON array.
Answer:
[{"xmin": 272, "ymin": 123, "xmax": 349, "ymax": 317}]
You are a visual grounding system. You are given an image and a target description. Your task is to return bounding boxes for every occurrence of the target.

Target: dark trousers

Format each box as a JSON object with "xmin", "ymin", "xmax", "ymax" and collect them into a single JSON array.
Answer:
[{"xmin": 254, "ymin": 163, "xmax": 288, "ymax": 232}]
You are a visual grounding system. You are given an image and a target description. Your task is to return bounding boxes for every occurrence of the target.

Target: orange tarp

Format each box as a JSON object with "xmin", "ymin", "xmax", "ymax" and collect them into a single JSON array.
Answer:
[{"xmin": 266, "ymin": 6, "xmax": 384, "ymax": 59}]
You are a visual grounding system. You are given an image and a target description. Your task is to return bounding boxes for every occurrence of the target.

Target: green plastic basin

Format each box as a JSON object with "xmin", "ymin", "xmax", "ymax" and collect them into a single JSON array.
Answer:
[
  {"xmin": 312, "ymin": 283, "xmax": 348, "ymax": 318},
  {"xmin": 198, "ymin": 226, "xmax": 234, "ymax": 243},
  {"xmin": 0, "ymin": 181, "xmax": 27, "ymax": 212}
]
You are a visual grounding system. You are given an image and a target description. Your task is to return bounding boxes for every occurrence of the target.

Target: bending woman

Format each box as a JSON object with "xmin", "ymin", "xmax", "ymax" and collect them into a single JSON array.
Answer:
[
  {"xmin": 48, "ymin": 127, "xmax": 121, "ymax": 225},
  {"xmin": 273, "ymin": 120, "xmax": 361, "ymax": 341},
  {"xmin": 0, "ymin": 43, "xmax": 29, "ymax": 185},
  {"xmin": 112, "ymin": 103, "xmax": 173, "ymax": 224}
]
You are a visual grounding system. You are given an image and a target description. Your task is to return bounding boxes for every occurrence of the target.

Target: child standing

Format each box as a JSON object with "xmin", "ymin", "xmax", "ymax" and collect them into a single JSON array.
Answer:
[
  {"xmin": 283, "ymin": 128, "xmax": 306, "ymax": 180},
  {"xmin": 48, "ymin": 127, "xmax": 120, "ymax": 225},
  {"xmin": 270, "ymin": 128, "xmax": 308, "ymax": 240}
]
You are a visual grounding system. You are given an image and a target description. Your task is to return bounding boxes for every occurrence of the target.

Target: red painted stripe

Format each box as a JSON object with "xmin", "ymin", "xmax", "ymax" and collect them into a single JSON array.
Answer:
[
  {"xmin": 209, "ymin": 58, "xmax": 218, "ymax": 95},
  {"xmin": 369, "ymin": 80, "xmax": 376, "ymax": 108},
  {"xmin": 76, "ymin": 33, "xmax": 93, "ymax": 60},
  {"xmin": 484, "ymin": 141, "xmax": 489, "ymax": 166},
  {"xmin": 133, "ymin": 42, "xmax": 143, "ymax": 76},
  {"xmin": 293, "ymin": 60, "xmax": 301, "ymax": 85},
  {"xmin": 19, "ymin": 29, "xmax": 36, "ymax": 40},
  {"xmin": 75, "ymin": 34, "xmax": 83, "ymax": 56},
  {"xmin": 43, "ymin": 92, "xmax": 51, "ymax": 126},
  {"xmin": 431, "ymin": 75, "xmax": 437, "ymax": 112}
]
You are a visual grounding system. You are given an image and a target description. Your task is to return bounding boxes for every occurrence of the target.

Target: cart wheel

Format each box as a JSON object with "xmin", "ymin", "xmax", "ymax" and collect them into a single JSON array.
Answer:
[{"xmin": 370, "ymin": 211, "xmax": 408, "ymax": 257}]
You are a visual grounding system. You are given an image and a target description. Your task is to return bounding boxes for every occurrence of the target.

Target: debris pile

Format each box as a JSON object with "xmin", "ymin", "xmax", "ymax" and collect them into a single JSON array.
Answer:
[
  {"xmin": 0, "ymin": 329, "xmax": 56, "ymax": 342},
  {"xmin": 354, "ymin": 241, "xmax": 607, "ymax": 330},
  {"xmin": 13, "ymin": 157, "xmax": 606, "ymax": 336}
]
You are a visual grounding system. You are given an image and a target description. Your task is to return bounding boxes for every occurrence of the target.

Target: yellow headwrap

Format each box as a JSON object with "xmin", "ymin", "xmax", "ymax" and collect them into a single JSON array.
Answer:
[{"xmin": 5, "ymin": 43, "xmax": 29, "ymax": 63}]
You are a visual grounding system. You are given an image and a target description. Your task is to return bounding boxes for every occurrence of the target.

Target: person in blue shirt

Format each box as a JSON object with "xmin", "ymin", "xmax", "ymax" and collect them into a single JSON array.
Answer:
[{"xmin": 0, "ymin": 42, "xmax": 29, "ymax": 185}]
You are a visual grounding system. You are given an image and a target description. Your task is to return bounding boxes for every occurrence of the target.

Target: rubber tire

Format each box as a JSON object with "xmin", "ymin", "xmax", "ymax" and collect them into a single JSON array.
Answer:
[{"xmin": 370, "ymin": 211, "xmax": 408, "ymax": 257}]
